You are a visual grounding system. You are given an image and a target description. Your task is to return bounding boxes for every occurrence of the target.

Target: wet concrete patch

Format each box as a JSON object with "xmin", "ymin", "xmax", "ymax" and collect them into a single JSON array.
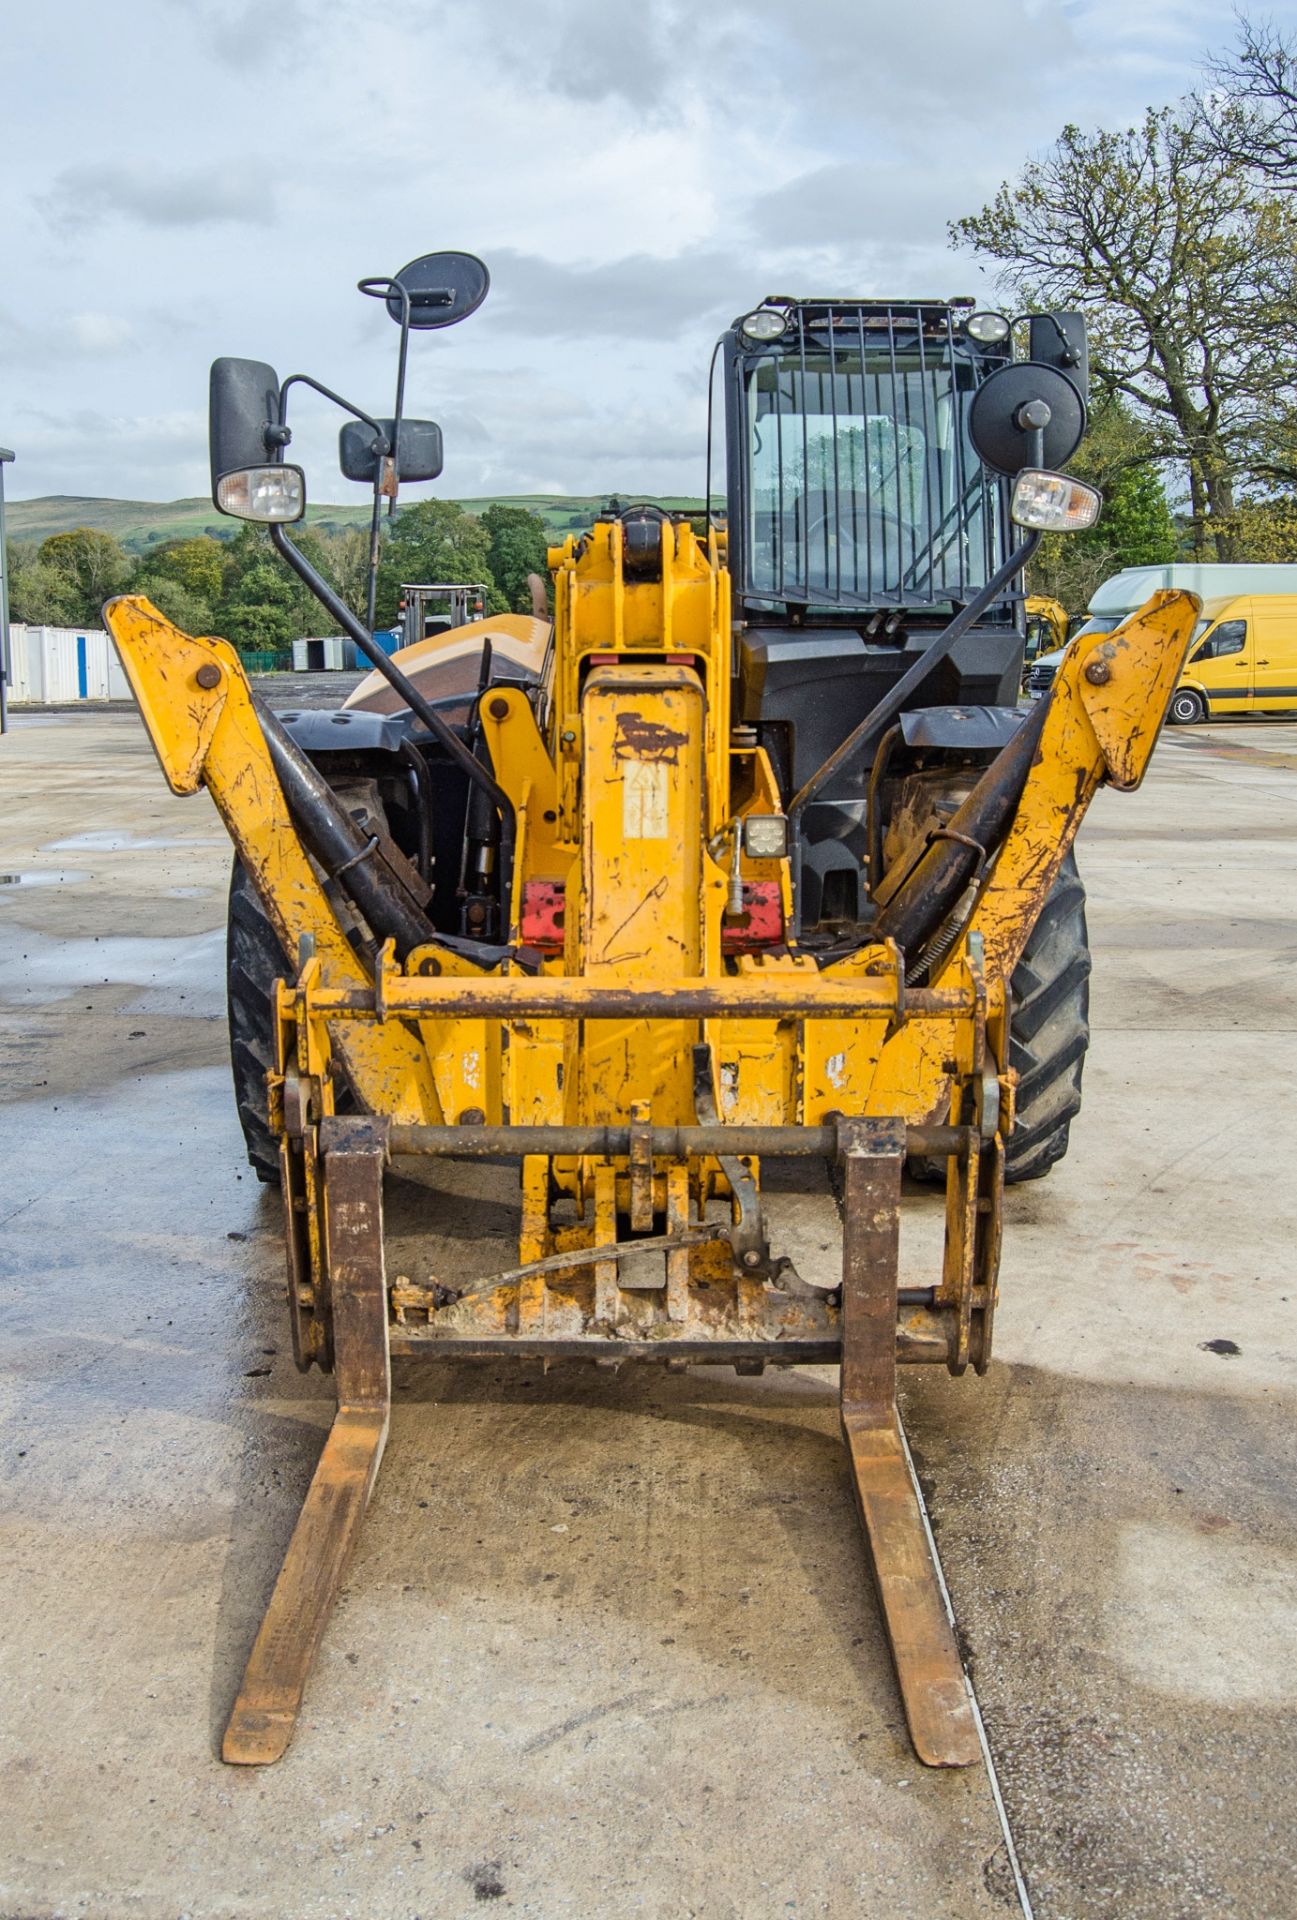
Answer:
[
  {"xmin": 0, "ymin": 923, "xmax": 226, "ymax": 1014},
  {"xmin": 904, "ymin": 1361, "xmax": 1297, "ymax": 1919}
]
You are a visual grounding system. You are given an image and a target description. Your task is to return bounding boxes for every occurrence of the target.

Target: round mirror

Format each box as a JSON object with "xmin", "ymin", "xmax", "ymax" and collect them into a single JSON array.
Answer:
[
  {"xmin": 387, "ymin": 251, "xmax": 490, "ymax": 329},
  {"xmin": 967, "ymin": 362, "xmax": 1086, "ymax": 477}
]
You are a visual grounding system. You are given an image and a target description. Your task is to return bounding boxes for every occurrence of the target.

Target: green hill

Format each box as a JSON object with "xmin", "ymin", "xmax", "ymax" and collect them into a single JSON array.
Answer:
[{"xmin": 5, "ymin": 493, "xmax": 710, "ymax": 552}]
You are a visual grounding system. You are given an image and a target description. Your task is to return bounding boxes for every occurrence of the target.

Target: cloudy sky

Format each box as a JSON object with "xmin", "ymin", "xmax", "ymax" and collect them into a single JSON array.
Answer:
[{"xmin": 0, "ymin": 0, "xmax": 1265, "ymax": 506}]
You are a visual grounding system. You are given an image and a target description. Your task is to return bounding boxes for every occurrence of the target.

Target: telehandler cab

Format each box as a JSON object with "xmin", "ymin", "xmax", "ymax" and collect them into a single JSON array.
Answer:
[{"xmin": 104, "ymin": 252, "xmax": 1200, "ymax": 1769}]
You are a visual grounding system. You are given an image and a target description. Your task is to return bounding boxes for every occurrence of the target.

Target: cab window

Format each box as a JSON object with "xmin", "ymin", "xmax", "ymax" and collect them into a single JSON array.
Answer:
[{"xmin": 1191, "ymin": 619, "xmax": 1247, "ymax": 662}]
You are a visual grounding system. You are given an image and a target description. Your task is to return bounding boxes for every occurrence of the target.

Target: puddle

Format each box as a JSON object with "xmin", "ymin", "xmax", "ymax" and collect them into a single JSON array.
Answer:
[
  {"xmin": 0, "ymin": 870, "xmax": 90, "ymax": 888},
  {"xmin": 44, "ymin": 830, "xmax": 228, "ymax": 853},
  {"xmin": 0, "ymin": 924, "xmax": 226, "ymax": 1015}
]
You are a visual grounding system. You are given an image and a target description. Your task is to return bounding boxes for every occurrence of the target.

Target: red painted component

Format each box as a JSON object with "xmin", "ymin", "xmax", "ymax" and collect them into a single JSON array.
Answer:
[
  {"xmin": 721, "ymin": 881, "xmax": 784, "ymax": 954},
  {"xmin": 521, "ymin": 880, "xmax": 566, "ymax": 953}
]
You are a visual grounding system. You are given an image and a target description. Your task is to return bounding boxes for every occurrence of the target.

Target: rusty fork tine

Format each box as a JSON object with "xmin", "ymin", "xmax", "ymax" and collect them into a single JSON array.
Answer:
[
  {"xmin": 837, "ymin": 1118, "xmax": 980, "ymax": 1769},
  {"xmin": 222, "ymin": 1118, "xmax": 391, "ymax": 1766}
]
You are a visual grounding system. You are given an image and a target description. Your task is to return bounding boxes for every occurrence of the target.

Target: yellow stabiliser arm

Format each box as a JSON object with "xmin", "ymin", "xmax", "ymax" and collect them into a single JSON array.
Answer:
[
  {"xmin": 874, "ymin": 589, "xmax": 1201, "ymax": 1124},
  {"xmin": 102, "ymin": 595, "xmax": 442, "ymax": 1123},
  {"xmin": 955, "ymin": 588, "xmax": 1199, "ymax": 987}
]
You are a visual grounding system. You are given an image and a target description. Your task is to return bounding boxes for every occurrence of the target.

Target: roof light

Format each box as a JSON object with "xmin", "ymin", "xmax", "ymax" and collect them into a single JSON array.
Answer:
[
  {"xmin": 966, "ymin": 311, "xmax": 1011, "ymax": 345},
  {"xmin": 741, "ymin": 308, "xmax": 788, "ymax": 342}
]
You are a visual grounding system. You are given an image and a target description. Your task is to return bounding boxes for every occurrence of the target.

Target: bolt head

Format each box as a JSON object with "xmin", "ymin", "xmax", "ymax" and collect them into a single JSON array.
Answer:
[
  {"xmin": 742, "ymin": 1249, "xmax": 762, "ymax": 1269},
  {"xmin": 195, "ymin": 663, "xmax": 222, "ymax": 690},
  {"xmin": 1084, "ymin": 658, "xmax": 1110, "ymax": 685},
  {"xmin": 488, "ymin": 696, "xmax": 510, "ymax": 720}
]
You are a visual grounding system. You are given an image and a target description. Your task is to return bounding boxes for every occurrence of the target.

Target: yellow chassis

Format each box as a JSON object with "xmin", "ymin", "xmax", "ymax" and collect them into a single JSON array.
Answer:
[{"xmin": 105, "ymin": 521, "xmax": 1197, "ymax": 1771}]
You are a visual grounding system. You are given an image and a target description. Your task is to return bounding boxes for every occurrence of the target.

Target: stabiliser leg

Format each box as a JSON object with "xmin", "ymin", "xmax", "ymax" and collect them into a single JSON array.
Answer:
[
  {"xmin": 837, "ymin": 1118, "xmax": 980, "ymax": 1768},
  {"xmin": 223, "ymin": 1117, "xmax": 391, "ymax": 1765}
]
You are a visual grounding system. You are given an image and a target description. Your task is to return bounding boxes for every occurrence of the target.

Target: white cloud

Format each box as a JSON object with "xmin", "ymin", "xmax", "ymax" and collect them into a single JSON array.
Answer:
[{"xmin": 1, "ymin": 0, "xmax": 1246, "ymax": 502}]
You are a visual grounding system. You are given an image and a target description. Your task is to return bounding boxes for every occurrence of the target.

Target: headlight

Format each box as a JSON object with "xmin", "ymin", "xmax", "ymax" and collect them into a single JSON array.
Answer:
[
  {"xmin": 740, "ymin": 308, "xmax": 788, "ymax": 342},
  {"xmin": 215, "ymin": 464, "xmax": 307, "ymax": 523},
  {"xmin": 1010, "ymin": 469, "xmax": 1101, "ymax": 533},
  {"xmin": 966, "ymin": 311, "xmax": 1011, "ymax": 345},
  {"xmin": 742, "ymin": 814, "xmax": 789, "ymax": 859}
]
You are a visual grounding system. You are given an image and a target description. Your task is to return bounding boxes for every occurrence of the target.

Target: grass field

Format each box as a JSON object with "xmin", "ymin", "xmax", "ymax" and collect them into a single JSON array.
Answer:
[{"xmin": 6, "ymin": 492, "xmax": 711, "ymax": 551}]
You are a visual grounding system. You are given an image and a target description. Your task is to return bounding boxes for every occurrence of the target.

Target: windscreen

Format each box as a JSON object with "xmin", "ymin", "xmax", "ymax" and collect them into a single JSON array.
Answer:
[{"xmin": 743, "ymin": 314, "xmax": 1002, "ymax": 608}]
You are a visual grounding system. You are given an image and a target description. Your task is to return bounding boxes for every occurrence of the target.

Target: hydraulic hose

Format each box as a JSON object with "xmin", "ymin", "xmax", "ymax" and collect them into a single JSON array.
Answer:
[
  {"xmin": 269, "ymin": 523, "xmax": 517, "ymax": 906},
  {"xmin": 787, "ymin": 528, "xmax": 1041, "ymax": 934},
  {"xmin": 255, "ymin": 698, "xmax": 439, "ymax": 960},
  {"xmin": 872, "ymin": 691, "xmax": 1050, "ymax": 959}
]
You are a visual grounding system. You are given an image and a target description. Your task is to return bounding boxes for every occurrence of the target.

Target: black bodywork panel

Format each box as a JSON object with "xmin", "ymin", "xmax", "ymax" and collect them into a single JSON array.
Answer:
[{"xmin": 737, "ymin": 625, "xmax": 1024, "ymax": 927}]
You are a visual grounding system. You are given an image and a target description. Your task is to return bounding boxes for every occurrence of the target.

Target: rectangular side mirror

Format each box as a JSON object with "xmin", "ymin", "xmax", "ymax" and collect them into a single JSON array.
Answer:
[
  {"xmin": 210, "ymin": 358, "xmax": 283, "ymax": 504},
  {"xmin": 339, "ymin": 417, "xmax": 444, "ymax": 485},
  {"xmin": 1029, "ymin": 313, "xmax": 1089, "ymax": 401}
]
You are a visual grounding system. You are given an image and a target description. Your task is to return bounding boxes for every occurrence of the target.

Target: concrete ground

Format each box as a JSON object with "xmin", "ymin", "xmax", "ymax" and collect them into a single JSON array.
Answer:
[{"xmin": 0, "ymin": 708, "xmax": 1293, "ymax": 1920}]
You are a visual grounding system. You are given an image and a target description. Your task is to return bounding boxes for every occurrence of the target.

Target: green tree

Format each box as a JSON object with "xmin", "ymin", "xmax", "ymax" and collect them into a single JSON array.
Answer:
[
  {"xmin": 138, "ymin": 535, "xmax": 227, "ymax": 606},
  {"xmin": 374, "ymin": 499, "xmax": 499, "ymax": 625},
  {"xmin": 213, "ymin": 526, "xmax": 320, "ymax": 652},
  {"xmin": 482, "ymin": 504, "xmax": 551, "ymax": 613},
  {"xmin": 1028, "ymin": 402, "xmax": 1178, "ymax": 611},
  {"xmin": 5, "ymin": 542, "xmax": 79, "ymax": 625},
  {"xmin": 37, "ymin": 528, "xmax": 133, "ymax": 622},
  {"xmin": 952, "ymin": 104, "xmax": 1297, "ymax": 559}
]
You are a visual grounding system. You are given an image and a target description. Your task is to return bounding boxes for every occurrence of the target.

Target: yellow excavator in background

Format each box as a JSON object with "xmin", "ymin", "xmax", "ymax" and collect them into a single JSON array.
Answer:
[
  {"xmin": 1025, "ymin": 593, "xmax": 1071, "ymax": 660},
  {"xmin": 104, "ymin": 255, "xmax": 1198, "ymax": 1771}
]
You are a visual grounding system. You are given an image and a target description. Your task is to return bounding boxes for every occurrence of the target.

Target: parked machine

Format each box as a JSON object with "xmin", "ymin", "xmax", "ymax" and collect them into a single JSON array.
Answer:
[
  {"xmin": 398, "ymin": 581, "xmax": 487, "ymax": 644},
  {"xmin": 104, "ymin": 253, "xmax": 1199, "ymax": 1771}
]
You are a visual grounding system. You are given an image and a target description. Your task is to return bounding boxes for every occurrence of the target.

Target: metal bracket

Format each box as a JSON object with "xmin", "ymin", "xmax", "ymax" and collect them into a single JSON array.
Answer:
[{"xmin": 692, "ymin": 1042, "xmax": 779, "ymax": 1282}]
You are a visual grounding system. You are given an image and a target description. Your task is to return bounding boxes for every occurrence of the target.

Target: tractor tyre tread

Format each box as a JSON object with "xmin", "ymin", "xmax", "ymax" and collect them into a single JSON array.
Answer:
[
  {"xmin": 1003, "ymin": 854, "xmax": 1090, "ymax": 1182},
  {"xmin": 227, "ymin": 860, "xmax": 288, "ymax": 1183}
]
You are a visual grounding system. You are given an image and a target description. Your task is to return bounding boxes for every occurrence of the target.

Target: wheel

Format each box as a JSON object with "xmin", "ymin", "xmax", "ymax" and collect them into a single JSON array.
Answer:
[
  {"xmin": 1168, "ymin": 687, "xmax": 1206, "ymax": 725},
  {"xmin": 905, "ymin": 853, "xmax": 1091, "ymax": 1185},
  {"xmin": 1003, "ymin": 850, "xmax": 1091, "ymax": 1182},
  {"xmin": 227, "ymin": 859, "xmax": 288, "ymax": 1182}
]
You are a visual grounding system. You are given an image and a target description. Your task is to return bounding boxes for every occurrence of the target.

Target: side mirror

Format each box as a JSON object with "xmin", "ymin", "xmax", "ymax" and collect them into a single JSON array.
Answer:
[
  {"xmin": 1029, "ymin": 311, "xmax": 1089, "ymax": 400},
  {"xmin": 967, "ymin": 362, "xmax": 1086, "ymax": 477},
  {"xmin": 210, "ymin": 357, "xmax": 306, "ymax": 522},
  {"xmin": 339, "ymin": 417, "xmax": 444, "ymax": 485},
  {"xmin": 385, "ymin": 251, "xmax": 490, "ymax": 329}
]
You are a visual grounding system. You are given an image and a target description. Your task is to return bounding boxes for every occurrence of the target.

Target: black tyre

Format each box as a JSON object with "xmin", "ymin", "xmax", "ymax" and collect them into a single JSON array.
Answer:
[
  {"xmin": 1003, "ymin": 850, "xmax": 1091, "ymax": 1182},
  {"xmin": 906, "ymin": 853, "xmax": 1091, "ymax": 1186},
  {"xmin": 1168, "ymin": 687, "xmax": 1206, "ymax": 725},
  {"xmin": 227, "ymin": 860, "xmax": 288, "ymax": 1183}
]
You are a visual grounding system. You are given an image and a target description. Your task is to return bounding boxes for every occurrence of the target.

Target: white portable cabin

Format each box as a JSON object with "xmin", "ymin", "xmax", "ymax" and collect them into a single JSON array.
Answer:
[{"xmin": 8, "ymin": 624, "xmax": 131, "ymax": 703}]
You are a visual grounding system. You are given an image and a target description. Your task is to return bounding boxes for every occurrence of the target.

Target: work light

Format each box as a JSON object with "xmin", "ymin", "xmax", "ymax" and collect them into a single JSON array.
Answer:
[
  {"xmin": 966, "ymin": 311, "xmax": 1011, "ymax": 345},
  {"xmin": 215, "ymin": 465, "xmax": 307, "ymax": 523},
  {"xmin": 740, "ymin": 308, "xmax": 788, "ymax": 342},
  {"xmin": 742, "ymin": 814, "xmax": 789, "ymax": 859},
  {"xmin": 1010, "ymin": 469, "xmax": 1102, "ymax": 533}
]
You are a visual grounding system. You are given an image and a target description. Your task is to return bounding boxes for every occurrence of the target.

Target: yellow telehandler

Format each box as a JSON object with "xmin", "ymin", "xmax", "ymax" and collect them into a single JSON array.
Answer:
[{"xmin": 104, "ymin": 258, "xmax": 1198, "ymax": 1770}]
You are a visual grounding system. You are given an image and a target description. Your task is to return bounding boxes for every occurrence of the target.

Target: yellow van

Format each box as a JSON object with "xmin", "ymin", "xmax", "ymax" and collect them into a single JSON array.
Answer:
[
  {"xmin": 1027, "ymin": 565, "xmax": 1297, "ymax": 722},
  {"xmin": 1166, "ymin": 594, "xmax": 1297, "ymax": 724}
]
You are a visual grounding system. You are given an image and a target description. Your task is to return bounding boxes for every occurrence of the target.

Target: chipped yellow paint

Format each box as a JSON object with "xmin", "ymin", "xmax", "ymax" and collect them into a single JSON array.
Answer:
[{"xmin": 106, "ymin": 560, "xmax": 1197, "ymax": 1339}]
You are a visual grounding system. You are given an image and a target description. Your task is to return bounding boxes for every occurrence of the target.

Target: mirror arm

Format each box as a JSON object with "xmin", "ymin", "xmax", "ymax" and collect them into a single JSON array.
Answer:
[
  {"xmin": 268, "ymin": 523, "xmax": 517, "ymax": 903},
  {"xmin": 356, "ymin": 277, "xmax": 416, "ymax": 626},
  {"xmin": 278, "ymin": 373, "xmax": 391, "ymax": 452},
  {"xmin": 786, "ymin": 528, "xmax": 1041, "ymax": 934}
]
